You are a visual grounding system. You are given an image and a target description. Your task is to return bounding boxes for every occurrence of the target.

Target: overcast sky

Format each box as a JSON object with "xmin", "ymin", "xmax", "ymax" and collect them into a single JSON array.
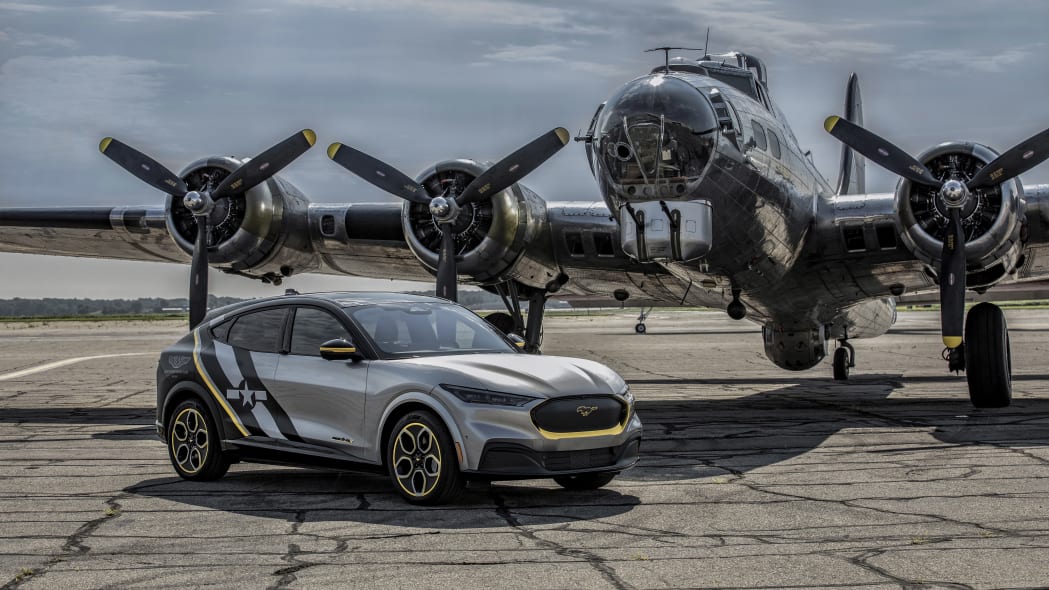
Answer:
[{"xmin": 1, "ymin": 0, "xmax": 1047, "ymax": 298}]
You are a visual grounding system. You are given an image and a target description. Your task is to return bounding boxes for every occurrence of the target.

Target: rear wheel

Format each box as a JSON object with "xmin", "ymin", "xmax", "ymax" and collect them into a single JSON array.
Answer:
[
  {"xmin": 387, "ymin": 410, "xmax": 465, "ymax": 505},
  {"xmin": 553, "ymin": 472, "xmax": 616, "ymax": 490},
  {"xmin": 167, "ymin": 398, "xmax": 230, "ymax": 481},
  {"xmin": 965, "ymin": 302, "xmax": 1012, "ymax": 408}
]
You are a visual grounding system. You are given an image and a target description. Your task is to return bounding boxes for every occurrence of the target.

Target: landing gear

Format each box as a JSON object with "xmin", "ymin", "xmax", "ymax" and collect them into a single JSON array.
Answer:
[
  {"xmin": 832, "ymin": 339, "xmax": 855, "ymax": 380},
  {"xmin": 493, "ymin": 282, "xmax": 547, "ymax": 354},
  {"xmin": 727, "ymin": 289, "xmax": 746, "ymax": 320},
  {"xmin": 634, "ymin": 307, "xmax": 651, "ymax": 334},
  {"xmin": 963, "ymin": 302, "xmax": 1012, "ymax": 408}
]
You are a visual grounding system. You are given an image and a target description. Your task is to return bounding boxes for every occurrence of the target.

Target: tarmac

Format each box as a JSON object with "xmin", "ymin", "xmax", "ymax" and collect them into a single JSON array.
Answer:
[{"xmin": 2, "ymin": 309, "xmax": 1049, "ymax": 589}]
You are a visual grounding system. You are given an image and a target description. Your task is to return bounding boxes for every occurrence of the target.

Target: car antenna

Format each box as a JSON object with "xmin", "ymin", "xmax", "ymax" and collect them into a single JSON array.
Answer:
[{"xmin": 644, "ymin": 46, "xmax": 705, "ymax": 74}]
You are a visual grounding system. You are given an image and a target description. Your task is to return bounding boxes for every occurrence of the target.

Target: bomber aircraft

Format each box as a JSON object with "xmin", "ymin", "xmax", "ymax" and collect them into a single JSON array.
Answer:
[{"xmin": 1, "ymin": 49, "xmax": 1048, "ymax": 408}]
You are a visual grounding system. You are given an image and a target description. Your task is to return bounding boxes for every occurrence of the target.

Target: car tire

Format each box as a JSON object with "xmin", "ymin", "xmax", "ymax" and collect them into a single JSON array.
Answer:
[
  {"xmin": 387, "ymin": 410, "xmax": 465, "ymax": 505},
  {"xmin": 167, "ymin": 398, "xmax": 230, "ymax": 481},
  {"xmin": 484, "ymin": 312, "xmax": 515, "ymax": 335},
  {"xmin": 553, "ymin": 472, "xmax": 616, "ymax": 490}
]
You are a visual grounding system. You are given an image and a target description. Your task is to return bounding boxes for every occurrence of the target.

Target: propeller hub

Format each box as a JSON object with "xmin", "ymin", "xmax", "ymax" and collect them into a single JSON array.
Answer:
[
  {"xmin": 429, "ymin": 196, "xmax": 459, "ymax": 223},
  {"xmin": 183, "ymin": 190, "xmax": 213, "ymax": 216},
  {"xmin": 940, "ymin": 179, "xmax": 968, "ymax": 209}
]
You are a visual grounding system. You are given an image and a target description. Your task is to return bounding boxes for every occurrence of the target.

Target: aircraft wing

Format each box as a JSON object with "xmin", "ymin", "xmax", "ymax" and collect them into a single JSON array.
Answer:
[{"xmin": 0, "ymin": 206, "xmax": 190, "ymax": 264}]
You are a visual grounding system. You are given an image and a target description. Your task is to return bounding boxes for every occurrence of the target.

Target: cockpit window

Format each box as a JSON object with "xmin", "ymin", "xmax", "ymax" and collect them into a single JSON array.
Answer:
[{"xmin": 750, "ymin": 120, "xmax": 768, "ymax": 151}]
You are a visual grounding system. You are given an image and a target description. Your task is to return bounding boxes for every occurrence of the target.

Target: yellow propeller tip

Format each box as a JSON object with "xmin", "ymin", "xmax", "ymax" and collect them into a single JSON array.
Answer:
[
  {"xmin": 326, "ymin": 142, "xmax": 342, "ymax": 160},
  {"xmin": 555, "ymin": 127, "xmax": 570, "ymax": 145},
  {"xmin": 823, "ymin": 116, "xmax": 840, "ymax": 133},
  {"xmin": 302, "ymin": 129, "xmax": 317, "ymax": 146},
  {"xmin": 98, "ymin": 137, "xmax": 113, "ymax": 153},
  {"xmin": 942, "ymin": 336, "xmax": 963, "ymax": 349}
]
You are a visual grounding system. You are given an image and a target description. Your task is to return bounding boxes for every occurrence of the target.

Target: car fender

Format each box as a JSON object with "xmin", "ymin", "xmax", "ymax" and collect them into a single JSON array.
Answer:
[
  {"xmin": 162, "ymin": 379, "xmax": 238, "ymax": 444},
  {"xmin": 376, "ymin": 391, "xmax": 470, "ymax": 468}
]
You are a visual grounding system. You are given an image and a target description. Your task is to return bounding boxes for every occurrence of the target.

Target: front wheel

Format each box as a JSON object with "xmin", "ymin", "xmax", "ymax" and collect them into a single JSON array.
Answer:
[
  {"xmin": 965, "ymin": 302, "xmax": 1012, "ymax": 408},
  {"xmin": 553, "ymin": 472, "xmax": 616, "ymax": 490},
  {"xmin": 167, "ymin": 398, "xmax": 230, "ymax": 481},
  {"xmin": 387, "ymin": 410, "xmax": 465, "ymax": 505},
  {"xmin": 832, "ymin": 347, "xmax": 850, "ymax": 380},
  {"xmin": 634, "ymin": 323, "xmax": 647, "ymax": 334}
]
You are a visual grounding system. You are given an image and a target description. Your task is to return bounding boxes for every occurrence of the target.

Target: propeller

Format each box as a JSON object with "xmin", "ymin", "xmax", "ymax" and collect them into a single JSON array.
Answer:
[
  {"xmin": 100, "ymin": 129, "xmax": 316, "ymax": 328},
  {"xmin": 825, "ymin": 116, "xmax": 1049, "ymax": 349},
  {"xmin": 327, "ymin": 127, "xmax": 570, "ymax": 301}
]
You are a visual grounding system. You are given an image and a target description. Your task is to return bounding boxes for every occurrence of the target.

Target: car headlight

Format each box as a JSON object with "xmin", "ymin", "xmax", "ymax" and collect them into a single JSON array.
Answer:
[
  {"xmin": 442, "ymin": 384, "xmax": 539, "ymax": 407},
  {"xmin": 619, "ymin": 386, "xmax": 634, "ymax": 405}
]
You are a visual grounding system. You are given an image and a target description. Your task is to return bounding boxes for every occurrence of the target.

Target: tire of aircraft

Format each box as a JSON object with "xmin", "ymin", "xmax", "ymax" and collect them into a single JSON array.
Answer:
[
  {"xmin": 635, "ymin": 323, "xmax": 646, "ymax": 334},
  {"xmin": 484, "ymin": 312, "xmax": 515, "ymax": 336},
  {"xmin": 965, "ymin": 302, "xmax": 1012, "ymax": 408},
  {"xmin": 553, "ymin": 472, "xmax": 617, "ymax": 490},
  {"xmin": 167, "ymin": 398, "xmax": 231, "ymax": 481},
  {"xmin": 386, "ymin": 410, "xmax": 465, "ymax": 505},
  {"xmin": 833, "ymin": 347, "xmax": 850, "ymax": 380}
]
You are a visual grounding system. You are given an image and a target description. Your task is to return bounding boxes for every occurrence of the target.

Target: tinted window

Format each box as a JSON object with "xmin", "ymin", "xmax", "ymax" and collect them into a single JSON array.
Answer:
[
  {"xmin": 750, "ymin": 120, "xmax": 768, "ymax": 150},
  {"xmin": 211, "ymin": 318, "xmax": 233, "ymax": 342},
  {"xmin": 768, "ymin": 129, "xmax": 782, "ymax": 159},
  {"xmin": 290, "ymin": 307, "xmax": 351, "ymax": 356},
  {"xmin": 565, "ymin": 232, "xmax": 585, "ymax": 256},
  {"xmin": 348, "ymin": 303, "xmax": 514, "ymax": 357},
  {"xmin": 594, "ymin": 232, "xmax": 615, "ymax": 256},
  {"xmin": 227, "ymin": 308, "xmax": 287, "ymax": 353}
]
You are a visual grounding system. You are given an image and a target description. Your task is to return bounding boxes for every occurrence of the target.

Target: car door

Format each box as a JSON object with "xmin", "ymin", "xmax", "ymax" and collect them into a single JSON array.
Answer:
[
  {"xmin": 209, "ymin": 306, "xmax": 301, "ymax": 440},
  {"xmin": 270, "ymin": 305, "xmax": 369, "ymax": 457}
]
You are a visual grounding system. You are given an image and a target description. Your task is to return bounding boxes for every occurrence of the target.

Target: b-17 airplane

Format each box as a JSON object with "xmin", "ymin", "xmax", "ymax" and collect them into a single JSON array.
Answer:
[{"xmin": 2, "ymin": 50, "xmax": 1048, "ymax": 408}]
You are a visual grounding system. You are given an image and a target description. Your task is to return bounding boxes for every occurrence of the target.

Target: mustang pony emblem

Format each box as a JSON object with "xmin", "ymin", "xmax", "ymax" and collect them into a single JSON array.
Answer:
[
  {"xmin": 168, "ymin": 355, "xmax": 192, "ymax": 369},
  {"xmin": 576, "ymin": 405, "xmax": 599, "ymax": 417}
]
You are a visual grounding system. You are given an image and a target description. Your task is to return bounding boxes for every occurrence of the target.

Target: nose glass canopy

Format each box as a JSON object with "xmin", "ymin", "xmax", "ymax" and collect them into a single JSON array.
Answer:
[{"xmin": 596, "ymin": 75, "xmax": 718, "ymax": 200}]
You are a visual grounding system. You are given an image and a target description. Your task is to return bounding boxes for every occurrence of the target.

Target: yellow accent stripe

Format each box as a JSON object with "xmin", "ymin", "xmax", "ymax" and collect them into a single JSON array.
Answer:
[
  {"xmin": 824, "ymin": 115, "xmax": 840, "ymax": 133},
  {"xmin": 943, "ymin": 336, "xmax": 963, "ymax": 349},
  {"xmin": 327, "ymin": 142, "xmax": 342, "ymax": 160},
  {"xmin": 535, "ymin": 407, "xmax": 632, "ymax": 440},
  {"xmin": 320, "ymin": 346, "xmax": 357, "ymax": 353},
  {"xmin": 98, "ymin": 137, "xmax": 113, "ymax": 153},
  {"xmin": 302, "ymin": 129, "xmax": 317, "ymax": 146},
  {"xmin": 192, "ymin": 330, "xmax": 249, "ymax": 437}
]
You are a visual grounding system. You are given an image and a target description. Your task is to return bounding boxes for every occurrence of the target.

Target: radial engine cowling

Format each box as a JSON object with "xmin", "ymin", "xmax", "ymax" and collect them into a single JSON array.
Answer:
[
  {"xmin": 896, "ymin": 142, "xmax": 1024, "ymax": 289},
  {"xmin": 166, "ymin": 156, "xmax": 317, "ymax": 281},
  {"xmin": 402, "ymin": 159, "xmax": 561, "ymax": 291}
]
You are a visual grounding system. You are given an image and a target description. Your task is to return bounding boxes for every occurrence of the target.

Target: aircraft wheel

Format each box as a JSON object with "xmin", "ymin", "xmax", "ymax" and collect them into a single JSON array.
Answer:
[
  {"xmin": 634, "ymin": 323, "xmax": 646, "ymax": 334},
  {"xmin": 167, "ymin": 398, "xmax": 230, "ymax": 481},
  {"xmin": 965, "ymin": 302, "xmax": 1012, "ymax": 408},
  {"xmin": 484, "ymin": 312, "xmax": 515, "ymax": 335},
  {"xmin": 832, "ymin": 347, "xmax": 850, "ymax": 380},
  {"xmin": 387, "ymin": 410, "xmax": 464, "ymax": 505},
  {"xmin": 553, "ymin": 472, "xmax": 616, "ymax": 490}
]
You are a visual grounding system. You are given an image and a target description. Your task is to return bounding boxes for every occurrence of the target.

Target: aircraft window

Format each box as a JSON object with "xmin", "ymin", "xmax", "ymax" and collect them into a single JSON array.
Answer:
[
  {"xmin": 876, "ymin": 224, "xmax": 898, "ymax": 250},
  {"xmin": 594, "ymin": 232, "xmax": 615, "ymax": 257},
  {"xmin": 565, "ymin": 232, "xmax": 585, "ymax": 256},
  {"xmin": 227, "ymin": 307, "xmax": 288, "ymax": 353},
  {"xmin": 211, "ymin": 318, "xmax": 233, "ymax": 342},
  {"xmin": 320, "ymin": 215, "xmax": 336, "ymax": 237},
  {"xmin": 750, "ymin": 120, "xmax": 768, "ymax": 151},
  {"xmin": 290, "ymin": 307, "xmax": 351, "ymax": 356},
  {"xmin": 767, "ymin": 130, "xmax": 782, "ymax": 159},
  {"xmin": 707, "ymin": 69, "xmax": 758, "ymax": 99},
  {"xmin": 842, "ymin": 226, "xmax": 866, "ymax": 252}
]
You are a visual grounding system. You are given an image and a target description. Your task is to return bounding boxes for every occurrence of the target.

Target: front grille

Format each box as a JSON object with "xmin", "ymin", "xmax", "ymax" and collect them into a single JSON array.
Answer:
[{"xmin": 531, "ymin": 396, "xmax": 625, "ymax": 434}]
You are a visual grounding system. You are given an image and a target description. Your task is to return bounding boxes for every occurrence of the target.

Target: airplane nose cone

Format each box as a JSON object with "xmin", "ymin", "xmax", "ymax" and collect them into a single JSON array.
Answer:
[{"xmin": 595, "ymin": 74, "xmax": 718, "ymax": 200}]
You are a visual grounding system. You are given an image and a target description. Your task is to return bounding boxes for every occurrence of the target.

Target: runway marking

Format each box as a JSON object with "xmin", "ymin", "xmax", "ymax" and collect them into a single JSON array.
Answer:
[{"xmin": 0, "ymin": 353, "xmax": 151, "ymax": 381}]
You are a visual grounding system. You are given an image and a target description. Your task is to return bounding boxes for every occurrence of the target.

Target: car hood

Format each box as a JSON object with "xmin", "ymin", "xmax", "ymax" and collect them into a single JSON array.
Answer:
[{"xmin": 394, "ymin": 353, "xmax": 625, "ymax": 398}]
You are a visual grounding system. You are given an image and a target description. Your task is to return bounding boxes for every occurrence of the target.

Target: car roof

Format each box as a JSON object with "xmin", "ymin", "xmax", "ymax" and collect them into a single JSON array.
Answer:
[{"xmin": 203, "ymin": 291, "xmax": 450, "ymax": 323}]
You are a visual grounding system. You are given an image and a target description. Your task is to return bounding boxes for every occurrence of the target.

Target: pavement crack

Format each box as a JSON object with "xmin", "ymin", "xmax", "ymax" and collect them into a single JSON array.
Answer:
[{"xmin": 491, "ymin": 491, "xmax": 635, "ymax": 590}]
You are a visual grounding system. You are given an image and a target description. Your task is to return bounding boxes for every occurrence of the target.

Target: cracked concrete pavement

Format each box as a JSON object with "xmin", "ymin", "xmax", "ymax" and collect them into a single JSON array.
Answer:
[{"xmin": 2, "ymin": 310, "xmax": 1049, "ymax": 589}]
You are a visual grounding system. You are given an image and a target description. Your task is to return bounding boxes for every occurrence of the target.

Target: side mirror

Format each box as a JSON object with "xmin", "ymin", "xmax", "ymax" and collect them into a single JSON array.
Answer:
[
  {"xmin": 319, "ymin": 338, "xmax": 361, "ymax": 361},
  {"xmin": 507, "ymin": 333, "xmax": 526, "ymax": 350}
]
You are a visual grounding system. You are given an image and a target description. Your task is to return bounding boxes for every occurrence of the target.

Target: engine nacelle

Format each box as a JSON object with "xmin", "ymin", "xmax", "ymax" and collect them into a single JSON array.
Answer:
[
  {"xmin": 896, "ymin": 142, "xmax": 1024, "ymax": 289},
  {"xmin": 402, "ymin": 159, "xmax": 562, "ymax": 291},
  {"xmin": 166, "ymin": 156, "xmax": 317, "ymax": 282},
  {"xmin": 762, "ymin": 322, "xmax": 827, "ymax": 371}
]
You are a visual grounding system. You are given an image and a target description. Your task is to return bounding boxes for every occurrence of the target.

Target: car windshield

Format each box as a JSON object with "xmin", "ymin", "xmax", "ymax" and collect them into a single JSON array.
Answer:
[{"xmin": 347, "ymin": 302, "xmax": 516, "ymax": 358}]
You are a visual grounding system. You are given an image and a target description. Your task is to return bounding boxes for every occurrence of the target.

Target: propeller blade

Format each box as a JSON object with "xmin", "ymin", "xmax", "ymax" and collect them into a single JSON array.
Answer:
[
  {"xmin": 327, "ymin": 142, "xmax": 431, "ymax": 205},
  {"xmin": 823, "ymin": 116, "xmax": 942, "ymax": 187},
  {"xmin": 99, "ymin": 137, "xmax": 188, "ymax": 196},
  {"xmin": 457, "ymin": 127, "xmax": 570, "ymax": 206},
  {"xmin": 939, "ymin": 207, "xmax": 966, "ymax": 349},
  {"xmin": 211, "ymin": 129, "xmax": 316, "ymax": 200},
  {"xmin": 188, "ymin": 217, "xmax": 210, "ymax": 329},
  {"xmin": 967, "ymin": 125, "xmax": 1049, "ymax": 190},
  {"xmin": 435, "ymin": 224, "xmax": 458, "ymax": 302}
]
